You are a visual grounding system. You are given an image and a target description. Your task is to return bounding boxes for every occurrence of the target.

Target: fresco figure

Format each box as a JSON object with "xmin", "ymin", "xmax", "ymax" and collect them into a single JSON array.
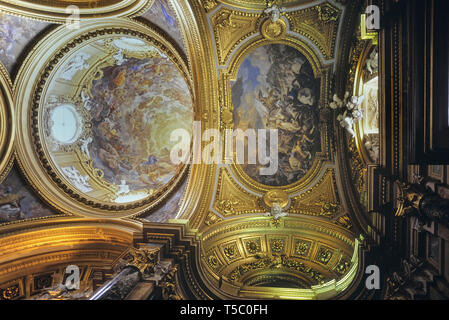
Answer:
[{"xmin": 232, "ymin": 44, "xmax": 321, "ymax": 186}]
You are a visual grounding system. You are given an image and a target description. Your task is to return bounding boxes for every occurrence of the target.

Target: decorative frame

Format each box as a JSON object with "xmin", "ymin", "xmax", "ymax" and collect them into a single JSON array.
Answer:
[
  {"xmin": 222, "ymin": 35, "xmax": 333, "ymax": 194},
  {"xmin": 0, "ymin": 63, "xmax": 14, "ymax": 183},
  {"xmin": 428, "ymin": 165, "xmax": 444, "ymax": 182},
  {"xmin": 0, "ymin": 0, "xmax": 154, "ymax": 23},
  {"xmin": 14, "ymin": 18, "xmax": 193, "ymax": 218},
  {"xmin": 426, "ymin": 233, "xmax": 442, "ymax": 273}
]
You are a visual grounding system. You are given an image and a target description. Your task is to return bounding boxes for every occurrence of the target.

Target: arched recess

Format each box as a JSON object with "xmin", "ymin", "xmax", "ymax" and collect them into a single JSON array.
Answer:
[
  {"xmin": 0, "ymin": 218, "xmax": 138, "ymax": 299},
  {"xmin": 335, "ymin": 36, "xmax": 381, "ymax": 239},
  {"xmin": 14, "ymin": 18, "xmax": 193, "ymax": 218},
  {"xmin": 198, "ymin": 216, "xmax": 362, "ymax": 299}
]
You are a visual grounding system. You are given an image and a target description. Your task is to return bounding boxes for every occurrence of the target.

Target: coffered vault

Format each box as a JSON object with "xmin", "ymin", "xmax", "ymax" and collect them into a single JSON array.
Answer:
[{"xmin": 0, "ymin": 0, "xmax": 380, "ymax": 300}]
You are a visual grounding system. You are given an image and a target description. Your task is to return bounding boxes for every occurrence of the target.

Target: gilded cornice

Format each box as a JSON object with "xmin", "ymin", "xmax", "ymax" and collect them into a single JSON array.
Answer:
[
  {"xmin": 0, "ymin": 218, "xmax": 137, "ymax": 285},
  {"xmin": 213, "ymin": 0, "xmax": 321, "ymax": 10}
]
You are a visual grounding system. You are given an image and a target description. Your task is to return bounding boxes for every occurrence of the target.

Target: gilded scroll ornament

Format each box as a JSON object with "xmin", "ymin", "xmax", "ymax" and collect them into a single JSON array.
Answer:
[
  {"xmin": 335, "ymin": 257, "xmax": 351, "ymax": 275},
  {"xmin": 222, "ymin": 242, "xmax": 240, "ymax": 260},
  {"xmin": 213, "ymin": 168, "xmax": 263, "ymax": 216},
  {"xmin": 203, "ymin": 0, "xmax": 218, "ymax": 12},
  {"xmin": 204, "ymin": 212, "xmax": 223, "ymax": 226},
  {"xmin": 289, "ymin": 169, "xmax": 342, "ymax": 218},
  {"xmin": 211, "ymin": 8, "xmax": 261, "ymax": 65},
  {"xmin": 286, "ymin": 3, "xmax": 342, "ymax": 59},
  {"xmin": 123, "ymin": 247, "xmax": 160, "ymax": 276},
  {"xmin": 335, "ymin": 215, "xmax": 353, "ymax": 230},
  {"xmin": 160, "ymin": 266, "xmax": 181, "ymax": 300}
]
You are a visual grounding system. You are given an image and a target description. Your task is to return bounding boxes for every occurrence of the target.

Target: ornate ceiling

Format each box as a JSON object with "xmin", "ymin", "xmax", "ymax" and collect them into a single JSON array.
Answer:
[{"xmin": 0, "ymin": 0, "xmax": 380, "ymax": 300}]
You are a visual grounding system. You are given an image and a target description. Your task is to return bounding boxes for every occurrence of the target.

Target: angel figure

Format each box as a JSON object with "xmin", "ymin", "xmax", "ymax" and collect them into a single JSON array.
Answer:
[
  {"xmin": 79, "ymin": 137, "xmax": 93, "ymax": 158},
  {"xmin": 264, "ymin": 4, "xmax": 286, "ymax": 23},
  {"xmin": 265, "ymin": 203, "xmax": 288, "ymax": 220}
]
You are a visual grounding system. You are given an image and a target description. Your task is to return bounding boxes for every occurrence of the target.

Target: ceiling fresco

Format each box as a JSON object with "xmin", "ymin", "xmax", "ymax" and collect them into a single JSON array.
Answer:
[
  {"xmin": 42, "ymin": 35, "xmax": 193, "ymax": 205},
  {"xmin": 141, "ymin": 173, "xmax": 189, "ymax": 223},
  {"xmin": 140, "ymin": 0, "xmax": 186, "ymax": 53},
  {"xmin": 232, "ymin": 44, "xmax": 321, "ymax": 186},
  {"xmin": 0, "ymin": 12, "xmax": 49, "ymax": 73},
  {"xmin": 0, "ymin": 166, "xmax": 58, "ymax": 223},
  {"xmin": 0, "ymin": 0, "xmax": 383, "ymax": 300}
]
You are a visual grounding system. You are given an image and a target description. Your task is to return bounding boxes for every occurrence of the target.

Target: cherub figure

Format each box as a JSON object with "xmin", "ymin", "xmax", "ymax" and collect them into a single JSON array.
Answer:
[
  {"xmin": 264, "ymin": 4, "xmax": 286, "ymax": 23},
  {"xmin": 79, "ymin": 137, "xmax": 92, "ymax": 158},
  {"xmin": 266, "ymin": 203, "xmax": 288, "ymax": 220}
]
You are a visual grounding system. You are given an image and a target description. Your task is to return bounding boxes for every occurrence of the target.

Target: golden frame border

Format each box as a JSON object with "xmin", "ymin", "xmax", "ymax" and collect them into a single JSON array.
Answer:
[
  {"xmin": 352, "ymin": 41, "xmax": 379, "ymax": 167},
  {"xmin": 0, "ymin": 0, "xmax": 154, "ymax": 23},
  {"xmin": 0, "ymin": 63, "xmax": 14, "ymax": 183},
  {"xmin": 14, "ymin": 19, "xmax": 193, "ymax": 218},
  {"xmin": 222, "ymin": 35, "xmax": 333, "ymax": 194}
]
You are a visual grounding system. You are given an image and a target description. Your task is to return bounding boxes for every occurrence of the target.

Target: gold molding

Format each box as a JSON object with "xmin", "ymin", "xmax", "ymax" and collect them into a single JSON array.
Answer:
[
  {"xmin": 211, "ymin": 7, "xmax": 261, "ymax": 65},
  {"xmin": 285, "ymin": 2, "xmax": 342, "ymax": 60},
  {"xmin": 212, "ymin": 167, "xmax": 264, "ymax": 217},
  {"xmin": 289, "ymin": 168, "xmax": 343, "ymax": 218},
  {"xmin": 0, "ymin": 0, "xmax": 154, "ymax": 23},
  {"xmin": 0, "ymin": 218, "xmax": 137, "ymax": 282},
  {"xmin": 0, "ymin": 63, "xmax": 14, "ymax": 183},
  {"xmin": 199, "ymin": 216, "xmax": 356, "ymax": 297}
]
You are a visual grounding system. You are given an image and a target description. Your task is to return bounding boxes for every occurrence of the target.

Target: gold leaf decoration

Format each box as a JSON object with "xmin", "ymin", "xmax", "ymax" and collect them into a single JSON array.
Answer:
[
  {"xmin": 286, "ymin": 3, "xmax": 342, "ymax": 59},
  {"xmin": 211, "ymin": 8, "xmax": 261, "ymax": 65},
  {"xmin": 244, "ymin": 238, "xmax": 262, "ymax": 255},
  {"xmin": 294, "ymin": 239, "xmax": 312, "ymax": 257},
  {"xmin": 315, "ymin": 246, "xmax": 333, "ymax": 265},
  {"xmin": 213, "ymin": 168, "xmax": 263, "ymax": 216},
  {"xmin": 204, "ymin": 212, "xmax": 223, "ymax": 226},
  {"xmin": 289, "ymin": 169, "xmax": 342, "ymax": 218}
]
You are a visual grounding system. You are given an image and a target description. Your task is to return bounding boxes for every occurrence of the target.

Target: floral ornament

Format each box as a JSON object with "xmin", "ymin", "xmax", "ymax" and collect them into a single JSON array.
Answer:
[
  {"xmin": 223, "ymin": 245, "xmax": 237, "ymax": 260},
  {"xmin": 207, "ymin": 254, "xmax": 219, "ymax": 268},
  {"xmin": 245, "ymin": 239, "xmax": 261, "ymax": 254},
  {"xmin": 329, "ymin": 91, "xmax": 364, "ymax": 137},
  {"xmin": 270, "ymin": 239, "xmax": 285, "ymax": 253}
]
